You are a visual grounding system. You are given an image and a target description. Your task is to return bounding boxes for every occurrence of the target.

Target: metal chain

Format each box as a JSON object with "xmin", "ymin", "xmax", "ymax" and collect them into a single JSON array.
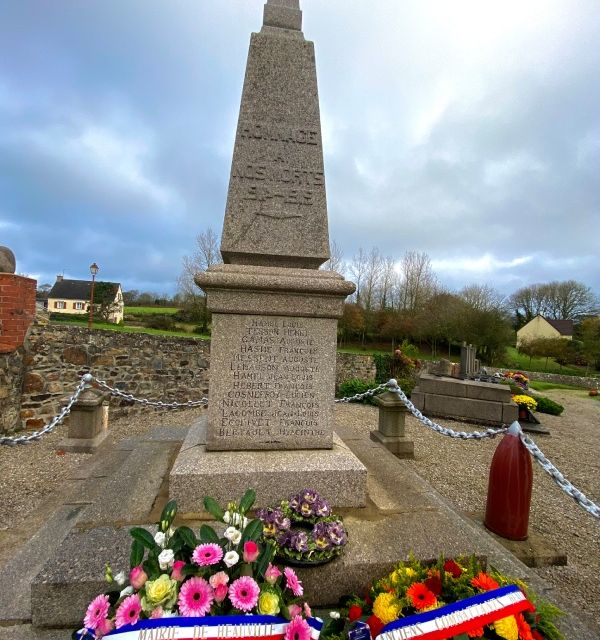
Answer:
[
  {"xmin": 520, "ymin": 431, "xmax": 600, "ymax": 519},
  {"xmin": 386, "ymin": 379, "xmax": 508, "ymax": 440},
  {"xmin": 334, "ymin": 382, "xmax": 389, "ymax": 403},
  {"xmin": 92, "ymin": 377, "xmax": 208, "ymax": 409},
  {"xmin": 0, "ymin": 376, "xmax": 89, "ymax": 446}
]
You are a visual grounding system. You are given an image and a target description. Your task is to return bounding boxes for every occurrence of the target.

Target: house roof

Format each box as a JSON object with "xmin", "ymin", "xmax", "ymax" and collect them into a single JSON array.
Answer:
[
  {"xmin": 544, "ymin": 317, "xmax": 574, "ymax": 336},
  {"xmin": 48, "ymin": 278, "xmax": 121, "ymax": 301}
]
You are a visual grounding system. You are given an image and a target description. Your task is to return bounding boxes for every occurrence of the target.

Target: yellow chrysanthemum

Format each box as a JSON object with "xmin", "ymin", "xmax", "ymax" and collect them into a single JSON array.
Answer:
[
  {"xmin": 372, "ymin": 592, "xmax": 401, "ymax": 624},
  {"xmin": 404, "ymin": 567, "xmax": 417, "ymax": 578},
  {"xmin": 493, "ymin": 616, "xmax": 519, "ymax": 640}
]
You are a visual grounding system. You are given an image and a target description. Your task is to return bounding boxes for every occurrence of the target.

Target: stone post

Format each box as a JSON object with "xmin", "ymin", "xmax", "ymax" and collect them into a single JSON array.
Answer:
[
  {"xmin": 58, "ymin": 386, "xmax": 108, "ymax": 453},
  {"xmin": 370, "ymin": 390, "xmax": 414, "ymax": 458}
]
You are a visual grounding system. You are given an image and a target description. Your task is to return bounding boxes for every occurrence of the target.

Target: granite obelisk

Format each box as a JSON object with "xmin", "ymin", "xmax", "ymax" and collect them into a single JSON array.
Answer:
[{"xmin": 171, "ymin": 0, "xmax": 365, "ymax": 508}]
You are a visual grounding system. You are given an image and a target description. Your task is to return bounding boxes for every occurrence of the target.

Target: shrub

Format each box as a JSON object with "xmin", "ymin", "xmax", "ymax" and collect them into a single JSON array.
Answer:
[
  {"xmin": 395, "ymin": 376, "xmax": 415, "ymax": 398},
  {"xmin": 531, "ymin": 394, "xmax": 564, "ymax": 416},
  {"xmin": 337, "ymin": 378, "xmax": 378, "ymax": 404},
  {"xmin": 143, "ymin": 314, "xmax": 176, "ymax": 330}
]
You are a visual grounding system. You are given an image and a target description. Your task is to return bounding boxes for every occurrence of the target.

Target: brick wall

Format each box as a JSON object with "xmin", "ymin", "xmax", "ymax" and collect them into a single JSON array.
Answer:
[{"xmin": 0, "ymin": 274, "xmax": 36, "ymax": 353}]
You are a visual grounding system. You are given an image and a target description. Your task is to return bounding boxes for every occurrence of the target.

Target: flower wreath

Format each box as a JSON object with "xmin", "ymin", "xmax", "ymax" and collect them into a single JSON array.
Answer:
[{"xmin": 257, "ymin": 490, "xmax": 348, "ymax": 566}]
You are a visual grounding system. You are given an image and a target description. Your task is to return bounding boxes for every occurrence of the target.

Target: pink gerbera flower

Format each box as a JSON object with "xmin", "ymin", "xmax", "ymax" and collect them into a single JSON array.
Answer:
[
  {"xmin": 284, "ymin": 567, "xmax": 304, "ymax": 597},
  {"xmin": 115, "ymin": 594, "xmax": 142, "ymax": 629},
  {"xmin": 84, "ymin": 594, "xmax": 110, "ymax": 630},
  {"xmin": 192, "ymin": 543, "xmax": 224, "ymax": 566},
  {"xmin": 229, "ymin": 576, "xmax": 260, "ymax": 612},
  {"xmin": 285, "ymin": 615, "xmax": 311, "ymax": 640},
  {"xmin": 178, "ymin": 577, "xmax": 214, "ymax": 617}
]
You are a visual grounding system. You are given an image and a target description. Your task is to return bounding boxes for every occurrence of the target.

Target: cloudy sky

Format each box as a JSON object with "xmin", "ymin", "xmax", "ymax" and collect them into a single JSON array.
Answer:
[{"xmin": 1, "ymin": 0, "xmax": 599, "ymax": 296}]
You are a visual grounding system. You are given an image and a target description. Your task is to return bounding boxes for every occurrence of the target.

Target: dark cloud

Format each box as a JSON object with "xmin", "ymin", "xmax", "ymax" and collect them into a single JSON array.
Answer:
[{"xmin": 1, "ymin": 0, "xmax": 598, "ymax": 295}]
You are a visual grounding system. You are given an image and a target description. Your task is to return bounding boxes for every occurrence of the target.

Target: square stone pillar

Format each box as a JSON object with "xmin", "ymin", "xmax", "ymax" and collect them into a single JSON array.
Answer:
[
  {"xmin": 370, "ymin": 390, "xmax": 414, "ymax": 458},
  {"xmin": 58, "ymin": 387, "xmax": 108, "ymax": 453}
]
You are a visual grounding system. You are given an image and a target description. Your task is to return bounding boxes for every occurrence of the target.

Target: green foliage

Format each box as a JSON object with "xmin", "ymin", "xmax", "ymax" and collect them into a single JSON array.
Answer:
[
  {"xmin": 395, "ymin": 376, "xmax": 415, "ymax": 397},
  {"xmin": 143, "ymin": 314, "xmax": 176, "ymax": 330},
  {"xmin": 337, "ymin": 378, "xmax": 378, "ymax": 404},
  {"xmin": 50, "ymin": 312, "xmax": 88, "ymax": 323},
  {"xmin": 531, "ymin": 394, "xmax": 564, "ymax": 415},
  {"xmin": 372, "ymin": 353, "xmax": 393, "ymax": 383},
  {"xmin": 124, "ymin": 306, "xmax": 179, "ymax": 315}
]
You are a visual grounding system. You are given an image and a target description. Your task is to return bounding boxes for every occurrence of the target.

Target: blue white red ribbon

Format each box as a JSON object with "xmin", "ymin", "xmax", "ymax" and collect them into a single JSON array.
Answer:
[
  {"xmin": 77, "ymin": 615, "xmax": 322, "ymax": 640},
  {"xmin": 377, "ymin": 585, "xmax": 533, "ymax": 640}
]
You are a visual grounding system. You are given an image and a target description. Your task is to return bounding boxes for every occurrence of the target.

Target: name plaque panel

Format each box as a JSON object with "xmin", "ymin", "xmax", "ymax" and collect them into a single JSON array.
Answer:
[{"xmin": 206, "ymin": 313, "xmax": 337, "ymax": 451}]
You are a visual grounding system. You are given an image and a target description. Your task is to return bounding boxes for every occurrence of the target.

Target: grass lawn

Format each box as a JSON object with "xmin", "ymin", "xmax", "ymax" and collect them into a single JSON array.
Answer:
[
  {"xmin": 55, "ymin": 319, "xmax": 210, "ymax": 340},
  {"xmin": 124, "ymin": 306, "xmax": 180, "ymax": 315},
  {"xmin": 529, "ymin": 381, "xmax": 586, "ymax": 392},
  {"xmin": 500, "ymin": 346, "xmax": 586, "ymax": 376}
]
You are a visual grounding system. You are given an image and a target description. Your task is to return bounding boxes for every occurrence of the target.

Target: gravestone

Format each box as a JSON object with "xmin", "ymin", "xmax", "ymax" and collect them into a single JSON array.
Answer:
[{"xmin": 170, "ymin": 0, "xmax": 366, "ymax": 507}]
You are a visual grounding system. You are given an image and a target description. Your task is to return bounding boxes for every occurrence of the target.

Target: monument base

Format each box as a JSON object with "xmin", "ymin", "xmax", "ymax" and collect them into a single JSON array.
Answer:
[{"xmin": 169, "ymin": 416, "xmax": 367, "ymax": 511}]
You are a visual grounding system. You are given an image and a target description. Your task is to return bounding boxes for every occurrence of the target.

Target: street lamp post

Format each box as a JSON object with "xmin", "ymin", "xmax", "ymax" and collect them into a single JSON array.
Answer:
[{"xmin": 88, "ymin": 262, "xmax": 99, "ymax": 329}]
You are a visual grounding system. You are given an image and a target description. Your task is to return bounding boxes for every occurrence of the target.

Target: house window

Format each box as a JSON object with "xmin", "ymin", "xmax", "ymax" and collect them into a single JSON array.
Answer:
[
  {"xmin": 54, "ymin": 301, "xmax": 66, "ymax": 309},
  {"xmin": 74, "ymin": 302, "xmax": 85, "ymax": 310}
]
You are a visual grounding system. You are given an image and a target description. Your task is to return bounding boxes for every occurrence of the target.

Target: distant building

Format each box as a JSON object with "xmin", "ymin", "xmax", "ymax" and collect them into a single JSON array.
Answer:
[
  {"xmin": 516, "ymin": 315, "xmax": 574, "ymax": 347},
  {"xmin": 47, "ymin": 276, "xmax": 124, "ymax": 324}
]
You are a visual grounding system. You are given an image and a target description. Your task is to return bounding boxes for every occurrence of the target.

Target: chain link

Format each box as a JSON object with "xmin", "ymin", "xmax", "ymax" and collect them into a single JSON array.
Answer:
[
  {"xmin": 386, "ymin": 379, "xmax": 508, "ymax": 440},
  {"xmin": 519, "ymin": 431, "xmax": 600, "ymax": 519},
  {"xmin": 0, "ymin": 375, "xmax": 89, "ymax": 446},
  {"xmin": 92, "ymin": 377, "xmax": 208, "ymax": 409},
  {"xmin": 334, "ymin": 382, "xmax": 389, "ymax": 403}
]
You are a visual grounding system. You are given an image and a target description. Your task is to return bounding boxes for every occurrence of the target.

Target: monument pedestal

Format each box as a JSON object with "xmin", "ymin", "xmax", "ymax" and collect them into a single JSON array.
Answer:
[{"xmin": 169, "ymin": 417, "xmax": 367, "ymax": 511}]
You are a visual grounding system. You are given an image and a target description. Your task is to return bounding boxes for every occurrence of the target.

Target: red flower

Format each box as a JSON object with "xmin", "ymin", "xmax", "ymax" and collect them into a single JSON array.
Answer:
[
  {"xmin": 424, "ymin": 574, "xmax": 442, "ymax": 596},
  {"xmin": 516, "ymin": 613, "xmax": 533, "ymax": 640},
  {"xmin": 406, "ymin": 582, "xmax": 437, "ymax": 610},
  {"xmin": 364, "ymin": 591, "xmax": 373, "ymax": 606},
  {"xmin": 366, "ymin": 615, "xmax": 384, "ymax": 639},
  {"xmin": 531, "ymin": 631, "xmax": 545, "ymax": 640},
  {"xmin": 467, "ymin": 628, "xmax": 485, "ymax": 638},
  {"xmin": 443, "ymin": 559, "xmax": 463, "ymax": 578},
  {"xmin": 348, "ymin": 605, "xmax": 363, "ymax": 622},
  {"xmin": 470, "ymin": 572, "xmax": 499, "ymax": 592}
]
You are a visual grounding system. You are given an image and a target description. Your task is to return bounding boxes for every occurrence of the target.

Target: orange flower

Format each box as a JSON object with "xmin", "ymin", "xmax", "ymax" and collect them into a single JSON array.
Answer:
[
  {"xmin": 516, "ymin": 613, "xmax": 533, "ymax": 640},
  {"xmin": 406, "ymin": 582, "xmax": 437, "ymax": 610},
  {"xmin": 467, "ymin": 628, "xmax": 485, "ymax": 638},
  {"xmin": 470, "ymin": 572, "xmax": 499, "ymax": 592}
]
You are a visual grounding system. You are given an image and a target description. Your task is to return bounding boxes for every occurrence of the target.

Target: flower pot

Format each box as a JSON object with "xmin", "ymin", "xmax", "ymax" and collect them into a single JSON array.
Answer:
[
  {"xmin": 518, "ymin": 407, "xmax": 529, "ymax": 421},
  {"xmin": 589, "ymin": 389, "xmax": 598, "ymax": 397}
]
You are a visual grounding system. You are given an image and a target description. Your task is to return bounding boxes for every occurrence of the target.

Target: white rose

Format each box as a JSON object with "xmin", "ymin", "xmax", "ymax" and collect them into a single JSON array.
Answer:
[
  {"xmin": 114, "ymin": 571, "xmax": 126, "ymax": 586},
  {"xmin": 223, "ymin": 511, "xmax": 231, "ymax": 524},
  {"xmin": 329, "ymin": 612, "xmax": 340, "ymax": 619},
  {"xmin": 224, "ymin": 550, "xmax": 239, "ymax": 568},
  {"xmin": 154, "ymin": 531, "xmax": 166, "ymax": 547},
  {"xmin": 120, "ymin": 586, "xmax": 134, "ymax": 598},
  {"xmin": 224, "ymin": 527, "xmax": 242, "ymax": 545},
  {"xmin": 241, "ymin": 517, "xmax": 249, "ymax": 529},
  {"xmin": 158, "ymin": 549, "xmax": 175, "ymax": 570}
]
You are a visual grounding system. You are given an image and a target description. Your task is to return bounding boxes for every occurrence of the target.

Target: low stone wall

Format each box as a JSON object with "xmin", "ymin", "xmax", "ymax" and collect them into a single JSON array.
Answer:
[
  {"xmin": 3, "ymin": 322, "xmax": 382, "ymax": 433},
  {"xmin": 19, "ymin": 321, "xmax": 210, "ymax": 430},
  {"xmin": 486, "ymin": 367, "xmax": 599, "ymax": 390},
  {"xmin": 335, "ymin": 352, "xmax": 377, "ymax": 388}
]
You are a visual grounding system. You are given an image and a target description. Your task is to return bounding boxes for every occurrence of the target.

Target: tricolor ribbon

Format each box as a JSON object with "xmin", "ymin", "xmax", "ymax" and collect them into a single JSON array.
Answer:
[
  {"xmin": 377, "ymin": 585, "xmax": 534, "ymax": 640},
  {"xmin": 77, "ymin": 615, "xmax": 322, "ymax": 640}
]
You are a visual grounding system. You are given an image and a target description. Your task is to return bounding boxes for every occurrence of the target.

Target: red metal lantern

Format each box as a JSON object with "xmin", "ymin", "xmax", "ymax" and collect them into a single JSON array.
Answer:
[{"xmin": 484, "ymin": 422, "xmax": 533, "ymax": 540}]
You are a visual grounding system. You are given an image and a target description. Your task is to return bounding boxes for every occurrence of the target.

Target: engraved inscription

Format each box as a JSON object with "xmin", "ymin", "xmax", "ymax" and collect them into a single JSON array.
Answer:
[
  {"xmin": 218, "ymin": 317, "xmax": 325, "ymax": 441},
  {"xmin": 233, "ymin": 121, "xmax": 324, "ymax": 212}
]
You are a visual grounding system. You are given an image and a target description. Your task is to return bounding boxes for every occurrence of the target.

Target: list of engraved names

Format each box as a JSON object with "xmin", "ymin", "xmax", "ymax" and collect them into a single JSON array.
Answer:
[{"xmin": 219, "ymin": 317, "xmax": 325, "ymax": 441}]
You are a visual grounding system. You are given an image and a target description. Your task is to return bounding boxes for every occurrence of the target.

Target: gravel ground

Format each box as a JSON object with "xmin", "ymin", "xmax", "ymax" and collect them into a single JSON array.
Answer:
[{"xmin": 1, "ymin": 391, "xmax": 598, "ymax": 623}]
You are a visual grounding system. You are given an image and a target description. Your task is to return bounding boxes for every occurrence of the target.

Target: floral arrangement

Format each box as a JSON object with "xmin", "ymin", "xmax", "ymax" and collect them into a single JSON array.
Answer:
[
  {"xmin": 512, "ymin": 395, "xmax": 538, "ymax": 412},
  {"xmin": 321, "ymin": 555, "xmax": 564, "ymax": 640},
  {"xmin": 257, "ymin": 490, "xmax": 348, "ymax": 565},
  {"xmin": 504, "ymin": 372, "xmax": 529, "ymax": 390},
  {"xmin": 76, "ymin": 490, "xmax": 317, "ymax": 639}
]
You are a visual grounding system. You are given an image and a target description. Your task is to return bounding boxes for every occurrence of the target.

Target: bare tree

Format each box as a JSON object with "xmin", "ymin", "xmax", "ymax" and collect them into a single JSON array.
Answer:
[
  {"xmin": 459, "ymin": 284, "xmax": 506, "ymax": 313},
  {"xmin": 398, "ymin": 251, "xmax": 437, "ymax": 313},
  {"xmin": 541, "ymin": 280, "xmax": 599, "ymax": 320},
  {"xmin": 321, "ymin": 239, "xmax": 345, "ymax": 273},
  {"xmin": 178, "ymin": 227, "xmax": 223, "ymax": 332},
  {"xmin": 361, "ymin": 247, "xmax": 383, "ymax": 311},
  {"xmin": 378, "ymin": 256, "xmax": 398, "ymax": 310},
  {"xmin": 348, "ymin": 247, "xmax": 368, "ymax": 306},
  {"xmin": 178, "ymin": 228, "xmax": 222, "ymax": 298}
]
